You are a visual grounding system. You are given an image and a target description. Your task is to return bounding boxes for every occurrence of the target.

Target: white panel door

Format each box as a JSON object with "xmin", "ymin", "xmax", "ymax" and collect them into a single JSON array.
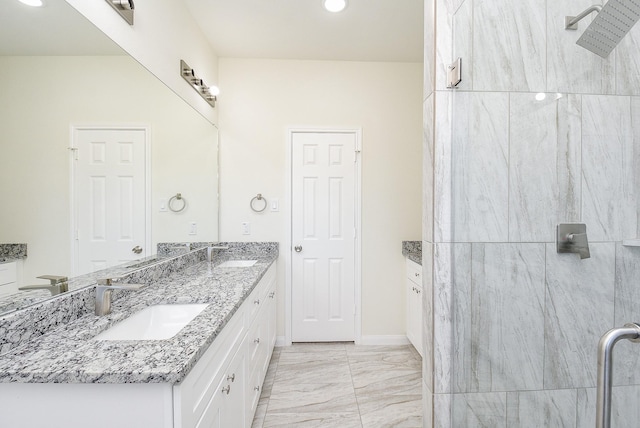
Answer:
[
  {"xmin": 74, "ymin": 128, "xmax": 148, "ymax": 275},
  {"xmin": 291, "ymin": 132, "xmax": 357, "ymax": 342}
]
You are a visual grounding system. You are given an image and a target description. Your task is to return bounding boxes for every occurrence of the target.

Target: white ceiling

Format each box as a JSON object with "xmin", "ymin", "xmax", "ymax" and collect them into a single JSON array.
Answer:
[{"xmin": 184, "ymin": 0, "xmax": 424, "ymax": 63}]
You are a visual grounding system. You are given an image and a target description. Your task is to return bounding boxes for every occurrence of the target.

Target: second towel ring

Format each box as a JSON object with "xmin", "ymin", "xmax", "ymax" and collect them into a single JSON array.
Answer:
[
  {"xmin": 250, "ymin": 193, "xmax": 267, "ymax": 212},
  {"xmin": 169, "ymin": 193, "xmax": 186, "ymax": 212}
]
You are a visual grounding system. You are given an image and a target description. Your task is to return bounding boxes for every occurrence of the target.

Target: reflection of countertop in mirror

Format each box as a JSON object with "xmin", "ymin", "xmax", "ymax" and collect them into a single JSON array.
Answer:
[
  {"xmin": 0, "ymin": 243, "xmax": 27, "ymax": 260},
  {"xmin": 0, "ymin": 253, "xmax": 172, "ymax": 315},
  {"xmin": 0, "ymin": 243, "xmax": 278, "ymax": 384},
  {"xmin": 402, "ymin": 240, "xmax": 422, "ymax": 265}
]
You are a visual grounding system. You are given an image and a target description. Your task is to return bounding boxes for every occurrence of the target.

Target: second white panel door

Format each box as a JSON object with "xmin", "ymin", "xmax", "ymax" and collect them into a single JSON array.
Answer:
[
  {"xmin": 291, "ymin": 131, "xmax": 357, "ymax": 342},
  {"xmin": 73, "ymin": 128, "xmax": 148, "ymax": 275}
]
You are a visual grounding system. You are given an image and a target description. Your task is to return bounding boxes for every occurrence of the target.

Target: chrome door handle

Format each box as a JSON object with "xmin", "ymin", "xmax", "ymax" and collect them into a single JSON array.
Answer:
[
  {"xmin": 294, "ymin": 245, "xmax": 302, "ymax": 253},
  {"xmin": 132, "ymin": 246, "xmax": 143, "ymax": 254}
]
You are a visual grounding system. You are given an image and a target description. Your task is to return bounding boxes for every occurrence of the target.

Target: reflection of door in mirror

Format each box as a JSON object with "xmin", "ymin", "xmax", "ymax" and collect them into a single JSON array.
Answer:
[{"xmin": 72, "ymin": 127, "xmax": 150, "ymax": 276}]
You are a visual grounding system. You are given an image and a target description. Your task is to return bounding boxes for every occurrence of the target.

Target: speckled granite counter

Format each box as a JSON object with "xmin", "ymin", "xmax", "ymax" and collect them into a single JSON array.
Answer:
[
  {"xmin": 0, "ymin": 244, "xmax": 27, "ymax": 260},
  {"xmin": 402, "ymin": 241, "xmax": 422, "ymax": 265},
  {"xmin": 0, "ymin": 243, "xmax": 277, "ymax": 385}
]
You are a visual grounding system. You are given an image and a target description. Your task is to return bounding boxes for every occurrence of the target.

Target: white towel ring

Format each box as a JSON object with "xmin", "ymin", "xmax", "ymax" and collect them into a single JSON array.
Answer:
[
  {"xmin": 169, "ymin": 193, "xmax": 186, "ymax": 212},
  {"xmin": 250, "ymin": 193, "xmax": 267, "ymax": 213}
]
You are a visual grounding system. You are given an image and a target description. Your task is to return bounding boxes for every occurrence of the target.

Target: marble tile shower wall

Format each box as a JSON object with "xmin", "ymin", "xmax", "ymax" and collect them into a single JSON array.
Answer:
[{"xmin": 424, "ymin": 0, "xmax": 640, "ymax": 426}]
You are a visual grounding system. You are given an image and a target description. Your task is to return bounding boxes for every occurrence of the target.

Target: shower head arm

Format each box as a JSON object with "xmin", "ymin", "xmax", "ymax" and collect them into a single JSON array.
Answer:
[{"xmin": 565, "ymin": 5, "xmax": 602, "ymax": 30}]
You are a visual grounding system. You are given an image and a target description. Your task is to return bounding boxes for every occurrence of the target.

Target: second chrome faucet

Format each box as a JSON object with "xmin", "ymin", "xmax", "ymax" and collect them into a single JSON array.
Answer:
[{"xmin": 95, "ymin": 278, "xmax": 145, "ymax": 316}]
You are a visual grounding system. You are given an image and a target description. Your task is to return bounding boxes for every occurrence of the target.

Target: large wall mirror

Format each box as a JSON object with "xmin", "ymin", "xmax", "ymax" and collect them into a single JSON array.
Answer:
[{"xmin": 0, "ymin": 0, "xmax": 219, "ymax": 315}]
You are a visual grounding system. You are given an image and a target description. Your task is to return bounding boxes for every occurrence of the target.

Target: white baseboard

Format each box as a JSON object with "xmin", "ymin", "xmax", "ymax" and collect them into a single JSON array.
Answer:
[
  {"xmin": 274, "ymin": 335, "xmax": 410, "ymax": 347},
  {"xmin": 358, "ymin": 335, "xmax": 411, "ymax": 346}
]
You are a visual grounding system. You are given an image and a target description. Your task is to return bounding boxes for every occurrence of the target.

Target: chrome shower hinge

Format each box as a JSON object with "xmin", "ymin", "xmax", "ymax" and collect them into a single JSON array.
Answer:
[{"xmin": 446, "ymin": 58, "xmax": 462, "ymax": 89}]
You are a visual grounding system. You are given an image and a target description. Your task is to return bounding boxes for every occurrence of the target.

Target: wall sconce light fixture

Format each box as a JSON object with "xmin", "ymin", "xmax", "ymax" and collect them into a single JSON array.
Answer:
[
  {"xmin": 180, "ymin": 60, "xmax": 219, "ymax": 108},
  {"xmin": 105, "ymin": 0, "xmax": 134, "ymax": 25}
]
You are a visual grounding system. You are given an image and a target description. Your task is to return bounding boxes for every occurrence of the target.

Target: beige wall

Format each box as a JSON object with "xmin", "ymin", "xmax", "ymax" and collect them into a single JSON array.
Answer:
[
  {"xmin": 65, "ymin": 0, "xmax": 219, "ymax": 124},
  {"xmin": 0, "ymin": 56, "xmax": 218, "ymax": 284},
  {"xmin": 218, "ymin": 58, "xmax": 422, "ymax": 338}
]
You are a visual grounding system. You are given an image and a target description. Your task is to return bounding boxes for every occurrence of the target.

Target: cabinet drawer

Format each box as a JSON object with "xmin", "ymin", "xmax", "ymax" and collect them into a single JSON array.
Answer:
[
  {"xmin": 247, "ymin": 264, "xmax": 276, "ymax": 324},
  {"xmin": 406, "ymin": 259, "xmax": 421, "ymax": 285},
  {"xmin": 0, "ymin": 262, "xmax": 17, "ymax": 286}
]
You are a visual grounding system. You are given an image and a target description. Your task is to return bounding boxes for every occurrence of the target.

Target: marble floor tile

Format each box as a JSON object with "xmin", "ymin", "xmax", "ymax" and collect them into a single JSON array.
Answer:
[
  {"xmin": 357, "ymin": 394, "xmax": 423, "ymax": 427},
  {"xmin": 268, "ymin": 382, "xmax": 358, "ymax": 414},
  {"xmin": 351, "ymin": 368, "xmax": 422, "ymax": 396},
  {"xmin": 263, "ymin": 413, "xmax": 363, "ymax": 427},
  {"xmin": 251, "ymin": 397, "xmax": 269, "ymax": 428},
  {"xmin": 277, "ymin": 350, "xmax": 347, "ymax": 364},
  {"xmin": 261, "ymin": 353, "xmax": 280, "ymax": 398},
  {"xmin": 348, "ymin": 355, "xmax": 421, "ymax": 373},
  {"xmin": 279, "ymin": 343, "xmax": 348, "ymax": 353},
  {"xmin": 253, "ymin": 344, "xmax": 422, "ymax": 427},
  {"xmin": 275, "ymin": 353, "xmax": 352, "ymax": 385}
]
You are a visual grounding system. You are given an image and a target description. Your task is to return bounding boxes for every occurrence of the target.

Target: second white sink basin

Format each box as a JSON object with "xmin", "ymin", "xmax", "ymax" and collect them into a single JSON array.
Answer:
[
  {"xmin": 94, "ymin": 304, "xmax": 209, "ymax": 341},
  {"xmin": 218, "ymin": 260, "xmax": 257, "ymax": 268}
]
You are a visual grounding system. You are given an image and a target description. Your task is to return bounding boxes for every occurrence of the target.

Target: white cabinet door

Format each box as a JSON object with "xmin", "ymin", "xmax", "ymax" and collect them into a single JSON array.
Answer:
[
  {"xmin": 221, "ymin": 349, "xmax": 246, "ymax": 428},
  {"xmin": 0, "ymin": 261, "xmax": 17, "ymax": 297},
  {"xmin": 406, "ymin": 260, "xmax": 423, "ymax": 357},
  {"xmin": 406, "ymin": 277, "xmax": 417, "ymax": 347},
  {"xmin": 197, "ymin": 348, "xmax": 245, "ymax": 428}
]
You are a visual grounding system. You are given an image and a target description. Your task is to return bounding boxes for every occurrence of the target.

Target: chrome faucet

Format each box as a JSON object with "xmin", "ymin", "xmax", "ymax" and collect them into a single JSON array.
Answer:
[
  {"xmin": 95, "ymin": 278, "xmax": 145, "ymax": 316},
  {"xmin": 19, "ymin": 275, "xmax": 68, "ymax": 295},
  {"xmin": 207, "ymin": 245, "xmax": 229, "ymax": 262}
]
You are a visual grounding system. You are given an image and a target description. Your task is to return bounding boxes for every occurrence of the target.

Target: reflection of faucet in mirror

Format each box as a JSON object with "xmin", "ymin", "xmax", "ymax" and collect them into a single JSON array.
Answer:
[
  {"xmin": 18, "ymin": 275, "xmax": 69, "ymax": 296},
  {"xmin": 95, "ymin": 278, "xmax": 145, "ymax": 316}
]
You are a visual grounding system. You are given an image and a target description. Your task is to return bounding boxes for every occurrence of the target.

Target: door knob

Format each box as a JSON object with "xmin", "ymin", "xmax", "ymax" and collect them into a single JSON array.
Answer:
[
  {"xmin": 294, "ymin": 245, "xmax": 302, "ymax": 253},
  {"xmin": 132, "ymin": 246, "xmax": 143, "ymax": 254}
]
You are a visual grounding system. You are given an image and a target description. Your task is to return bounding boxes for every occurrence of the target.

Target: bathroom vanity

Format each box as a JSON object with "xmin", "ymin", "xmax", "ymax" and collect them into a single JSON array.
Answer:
[
  {"xmin": 0, "ymin": 244, "xmax": 277, "ymax": 428},
  {"xmin": 402, "ymin": 241, "xmax": 423, "ymax": 357}
]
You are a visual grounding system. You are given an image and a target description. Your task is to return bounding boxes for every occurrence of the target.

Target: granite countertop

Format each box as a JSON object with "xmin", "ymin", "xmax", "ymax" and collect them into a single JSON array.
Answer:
[
  {"xmin": 402, "ymin": 241, "xmax": 422, "ymax": 265},
  {"xmin": 0, "ymin": 253, "xmax": 276, "ymax": 385}
]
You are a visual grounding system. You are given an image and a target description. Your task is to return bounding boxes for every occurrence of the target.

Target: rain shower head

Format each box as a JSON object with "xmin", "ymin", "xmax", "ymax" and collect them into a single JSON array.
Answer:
[{"xmin": 566, "ymin": 0, "xmax": 640, "ymax": 58}]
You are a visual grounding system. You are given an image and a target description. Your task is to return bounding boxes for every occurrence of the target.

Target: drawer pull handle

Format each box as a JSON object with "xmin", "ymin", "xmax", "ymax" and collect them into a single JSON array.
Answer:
[
  {"xmin": 415, "ymin": 273, "xmax": 420, "ymax": 277},
  {"xmin": 221, "ymin": 385, "xmax": 231, "ymax": 395},
  {"xmin": 254, "ymin": 338, "xmax": 260, "ymax": 344},
  {"xmin": 227, "ymin": 373, "xmax": 235, "ymax": 382},
  {"xmin": 269, "ymin": 292, "xmax": 275, "ymax": 298},
  {"xmin": 254, "ymin": 386, "xmax": 260, "ymax": 392},
  {"xmin": 254, "ymin": 299, "xmax": 260, "ymax": 305}
]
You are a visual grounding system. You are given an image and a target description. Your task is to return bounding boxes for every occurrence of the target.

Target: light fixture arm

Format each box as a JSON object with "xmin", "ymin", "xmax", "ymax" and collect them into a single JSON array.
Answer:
[
  {"xmin": 180, "ymin": 60, "xmax": 218, "ymax": 108},
  {"xmin": 105, "ymin": 0, "xmax": 135, "ymax": 25}
]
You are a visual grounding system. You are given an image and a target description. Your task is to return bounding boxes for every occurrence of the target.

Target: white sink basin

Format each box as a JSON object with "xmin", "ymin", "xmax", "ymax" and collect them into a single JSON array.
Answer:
[
  {"xmin": 94, "ymin": 304, "xmax": 209, "ymax": 341},
  {"xmin": 218, "ymin": 260, "xmax": 257, "ymax": 268}
]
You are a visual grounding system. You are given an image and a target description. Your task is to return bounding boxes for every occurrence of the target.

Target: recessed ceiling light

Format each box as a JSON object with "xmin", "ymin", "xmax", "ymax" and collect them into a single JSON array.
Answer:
[
  {"xmin": 18, "ymin": 0, "xmax": 44, "ymax": 6},
  {"xmin": 323, "ymin": 0, "xmax": 347, "ymax": 13}
]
